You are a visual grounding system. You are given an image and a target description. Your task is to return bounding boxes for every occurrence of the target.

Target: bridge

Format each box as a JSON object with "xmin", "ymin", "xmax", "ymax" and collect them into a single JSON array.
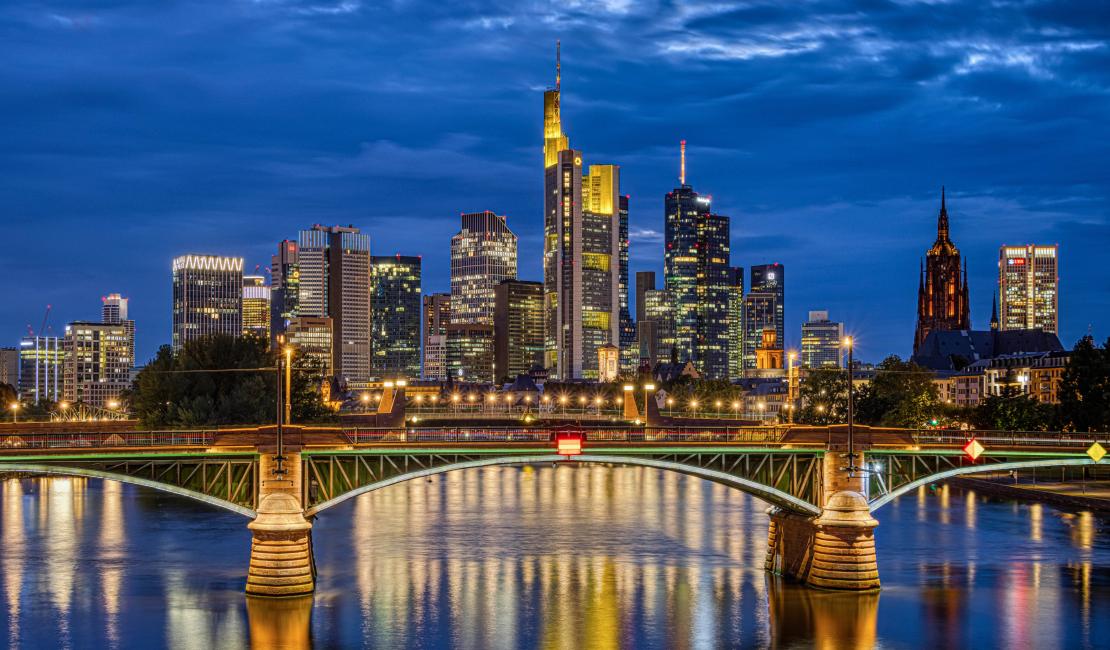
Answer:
[{"xmin": 0, "ymin": 422, "xmax": 1105, "ymax": 596}]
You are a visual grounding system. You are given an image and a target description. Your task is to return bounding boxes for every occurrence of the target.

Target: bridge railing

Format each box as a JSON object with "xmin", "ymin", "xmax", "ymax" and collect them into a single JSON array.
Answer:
[
  {"xmin": 342, "ymin": 426, "xmax": 787, "ymax": 445},
  {"xmin": 908, "ymin": 429, "xmax": 1107, "ymax": 449},
  {"xmin": 0, "ymin": 430, "xmax": 215, "ymax": 450}
]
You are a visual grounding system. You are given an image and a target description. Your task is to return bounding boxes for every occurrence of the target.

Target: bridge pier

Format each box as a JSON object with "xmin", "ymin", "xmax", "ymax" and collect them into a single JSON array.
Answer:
[
  {"xmin": 765, "ymin": 451, "xmax": 880, "ymax": 591},
  {"xmin": 246, "ymin": 452, "xmax": 316, "ymax": 597}
]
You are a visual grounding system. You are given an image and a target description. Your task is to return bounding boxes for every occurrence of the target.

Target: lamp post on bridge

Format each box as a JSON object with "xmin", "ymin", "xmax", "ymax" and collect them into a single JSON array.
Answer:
[{"xmin": 843, "ymin": 336, "xmax": 857, "ymax": 476}]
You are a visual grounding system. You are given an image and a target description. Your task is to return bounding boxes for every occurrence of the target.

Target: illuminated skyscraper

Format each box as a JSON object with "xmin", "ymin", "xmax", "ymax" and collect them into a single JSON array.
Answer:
[
  {"xmin": 286, "ymin": 316, "xmax": 333, "ymax": 380},
  {"xmin": 62, "ymin": 321, "xmax": 133, "ymax": 407},
  {"xmin": 101, "ymin": 293, "xmax": 135, "ymax": 370},
  {"xmin": 801, "ymin": 310, "xmax": 843, "ymax": 368},
  {"xmin": 297, "ymin": 225, "xmax": 372, "ymax": 387},
  {"xmin": 743, "ymin": 264, "xmax": 784, "ymax": 373},
  {"xmin": 641, "ymin": 289, "xmax": 675, "ymax": 365},
  {"xmin": 270, "ymin": 239, "xmax": 299, "ymax": 345},
  {"xmin": 422, "ymin": 293, "xmax": 451, "ymax": 381},
  {"xmin": 371, "ymin": 255, "xmax": 422, "ymax": 379},
  {"xmin": 494, "ymin": 280, "xmax": 544, "ymax": 381},
  {"xmin": 663, "ymin": 142, "xmax": 731, "ymax": 379},
  {"xmin": 542, "ymin": 47, "xmax": 626, "ymax": 380},
  {"xmin": 242, "ymin": 275, "xmax": 271, "ymax": 342},
  {"xmin": 18, "ymin": 335, "xmax": 62, "ymax": 402},
  {"xmin": 914, "ymin": 189, "xmax": 970, "ymax": 354},
  {"xmin": 172, "ymin": 254, "xmax": 244, "ymax": 351},
  {"xmin": 446, "ymin": 323, "xmax": 495, "ymax": 383},
  {"xmin": 999, "ymin": 244, "xmax": 1058, "ymax": 334},
  {"xmin": 450, "ymin": 211, "xmax": 517, "ymax": 325},
  {"xmin": 728, "ymin": 267, "xmax": 745, "ymax": 379}
]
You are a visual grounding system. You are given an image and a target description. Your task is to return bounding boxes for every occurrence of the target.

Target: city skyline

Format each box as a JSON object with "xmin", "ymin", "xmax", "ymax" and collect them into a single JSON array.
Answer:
[{"xmin": 3, "ymin": 2, "xmax": 1108, "ymax": 365}]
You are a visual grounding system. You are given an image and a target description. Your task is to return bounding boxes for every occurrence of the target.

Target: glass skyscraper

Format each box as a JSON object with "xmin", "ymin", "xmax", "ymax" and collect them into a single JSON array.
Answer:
[
  {"xmin": 371, "ymin": 255, "xmax": 422, "ymax": 379},
  {"xmin": 800, "ymin": 310, "xmax": 843, "ymax": 368},
  {"xmin": 450, "ymin": 211, "xmax": 517, "ymax": 325},
  {"xmin": 172, "ymin": 254, "xmax": 244, "ymax": 352},
  {"xmin": 999, "ymin": 244, "xmax": 1058, "ymax": 334},
  {"xmin": 743, "ymin": 264, "xmax": 784, "ymax": 372}
]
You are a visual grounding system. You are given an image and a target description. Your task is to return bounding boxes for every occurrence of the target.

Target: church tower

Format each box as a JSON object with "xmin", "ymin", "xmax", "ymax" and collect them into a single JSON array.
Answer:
[{"xmin": 914, "ymin": 188, "xmax": 971, "ymax": 354}]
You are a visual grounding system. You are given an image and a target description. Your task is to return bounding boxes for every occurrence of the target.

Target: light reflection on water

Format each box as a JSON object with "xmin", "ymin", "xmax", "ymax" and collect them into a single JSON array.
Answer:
[{"xmin": 0, "ymin": 465, "xmax": 1108, "ymax": 649}]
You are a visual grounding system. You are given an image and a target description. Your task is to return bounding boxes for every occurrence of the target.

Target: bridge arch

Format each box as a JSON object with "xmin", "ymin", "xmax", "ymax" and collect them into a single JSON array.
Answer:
[
  {"xmin": 869, "ymin": 458, "xmax": 1103, "ymax": 512},
  {"xmin": 305, "ymin": 453, "xmax": 822, "ymax": 517},
  {"xmin": 0, "ymin": 462, "xmax": 256, "ymax": 518}
]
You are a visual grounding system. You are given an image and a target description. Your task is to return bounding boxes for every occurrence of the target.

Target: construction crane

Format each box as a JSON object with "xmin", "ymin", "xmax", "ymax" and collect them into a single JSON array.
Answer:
[{"xmin": 40, "ymin": 304, "xmax": 52, "ymax": 337}]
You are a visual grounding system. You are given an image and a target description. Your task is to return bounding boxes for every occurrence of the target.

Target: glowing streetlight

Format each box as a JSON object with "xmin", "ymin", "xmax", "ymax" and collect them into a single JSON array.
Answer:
[
  {"xmin": 107, "ymin": 400, "xmax": 120, "ymax": 410},
  {"xmin": 9, "ymin": 402, "xmax": 19, "ymax": 424}
]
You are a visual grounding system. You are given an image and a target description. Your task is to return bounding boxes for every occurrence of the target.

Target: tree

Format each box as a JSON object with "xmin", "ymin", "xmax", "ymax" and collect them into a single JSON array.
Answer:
[
  {"xmin": 1058, "ymin": 335, "xmax": 1110, "ymax": 432},
  {"xmin": 796, "ymin": 368, "xmax": 849, "ymax": 425},
  {"xmin": 854, "ymin": 356, "xmax": 942, "ymax": 428},
  {"xmin": 131, "ymin": 336, "xmax": 328, "ymax": 428},
  {"xmin": 971, "ymin": 385, "xmax": 1054, "ymax": 431}
]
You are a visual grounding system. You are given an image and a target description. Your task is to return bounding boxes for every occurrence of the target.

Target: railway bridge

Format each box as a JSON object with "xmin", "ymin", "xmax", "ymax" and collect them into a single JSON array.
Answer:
[{"xmin": 0, "ymin": 423, "xmax": 1105, "ymax": 596}]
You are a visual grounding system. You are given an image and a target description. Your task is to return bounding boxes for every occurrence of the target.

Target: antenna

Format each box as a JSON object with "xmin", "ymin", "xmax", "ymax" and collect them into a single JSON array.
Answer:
[
  {"xmin": 555, "ymin": 40, "xmax": 561, "ymax": 92},
  {"xmin": 680, "ymin": 140, "xmax": 686, "ymax": 185}
]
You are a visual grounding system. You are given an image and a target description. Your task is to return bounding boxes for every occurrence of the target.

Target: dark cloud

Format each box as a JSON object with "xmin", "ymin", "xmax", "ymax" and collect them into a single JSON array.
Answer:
[{"xmin": 0, "ymin": 0, "xmax": 1107, "ymax": 363}]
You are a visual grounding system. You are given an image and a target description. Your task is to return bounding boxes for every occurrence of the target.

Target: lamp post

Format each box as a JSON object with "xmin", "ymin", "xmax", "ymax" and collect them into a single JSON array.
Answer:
[
  {"xmin": 9, "ymin": 402, "xmax": 18, "ymax": 424},
  {"xmin": 843, "ymin": 336, "xmax": 856, "ymax": 474},
  {"xmin": 787, "ymin": 351, "xmax": 797, "ymax": 424},
  {"xmin": 284, "ymin": 346, "xmax": 293, "ymax": 425}
]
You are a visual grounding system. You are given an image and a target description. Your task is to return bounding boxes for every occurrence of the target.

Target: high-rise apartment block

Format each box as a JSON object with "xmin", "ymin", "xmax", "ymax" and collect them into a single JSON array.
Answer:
[
  {"xmin": 371, "ymin": 255, "xmax": 422, "ymax": 379},
  {"xmin": 999, "ymin": 244, "xmax": 1058, "ymax": 334},
  {"xmin": 801, "ymin": 310, "xmax": 843, "ymax": 368},
  {"xmin": 541, "ymin": 51, "xmax": 628, "ymax": 380},
  {"xmin": 450, "ymin": 211, "xmax": 517, "ymax": 325},
  {"xmin": 242, "ymin": 275, "xmax": 271, "ymax": 342},
  {"xmin": 663, "ymin": 142, "xmax": 730, "ymax": 379},
  {"xmin": 422, "ymin": 293, "xmax": 451, "ymax": 381},
  {"xmin": 172, "ymin": 254, "xmax": 244, "ymax": 351},
  {"xmin": 297, "ymin": 225, "xmax": 372, "ymax": 387},
  {"xmin": 18, "ymin": 336, "xmax": 63, "ymax": 402},
  {"xmin": 62, "ymin": 321, "xmax": 133, "ymax": 407},
  {"xmin": 494, "ymin": 280, "xmax": 544, "ymax": 381}
]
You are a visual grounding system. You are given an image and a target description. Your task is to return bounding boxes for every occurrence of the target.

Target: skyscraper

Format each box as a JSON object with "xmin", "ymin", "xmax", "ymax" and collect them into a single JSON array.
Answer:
[
  {"xmin": 728, "ymin": 267, "xmax": 745, "ymax": 379},
  {"xmin": 641, "ymin": 289, "xmax": 675, "ymax": 365},
  {"xmin": 172, "ymin": 254, "xmax": 243, "ymax": 351},
  {"xmin": 801, "ymin": 310, "xmax": 844, "ymax": 368},
  {"xmin": 101, "ymin": 293, "xmax": 135, "ymax": 370},
  {"xmin": 446, "ymin": 323, "xmax": 495, "ymax": 384},
  {"xmin": 242, "ymin": 275, "xmax": 271, "ymax": 342},
  {"xmin": 422, "ymin": 293, "xmax": 451, "ymax": 381},
  {"xmin": 914, "ymin": 189, "xmax": 970, "ymax": 354},
  {"xmin": 663, "ymin": 142, "xmax": 731, "ymax": 379},
  {"xmin": 494, "ymin": 280, "xmax": 544, "ymax": 381},
  {"xmin": 18, "ymin": 335, "xmax": 62, "ymax": 402},
  {"xmin": 286, "ymin": 317, "xmax": 333, "ymax": 380},
  {"xmin": 744, "ymin": 264, "xmax": 785, "ymax": 372},
  {"xmin": 541, "ymin": 49, "xmax": 626, "ymax": 380},
  {"xmin": 999, "ymin": 244, "xmax": 1059, "ymax": 334},
  {"xmin": 270, "ymin": 240, "xmax": 299, "ymax": 345},
  {"xmin": 297, "ymin": 225, "xmax": 372, "ymax": 387},
  {"xmin": 63, "ymin": 321, "xmax": 133, "ymax": 407},
  {"xmin": 450, "ymin": 211, "xmax": 517, "ymax": 325},
  {"xmin": 371, "ymin": 255, "xmax": 422, "ymax": 379},
  {"xmin": 635, "ymin": 271, "xmax": 656, "ymax": 324}
]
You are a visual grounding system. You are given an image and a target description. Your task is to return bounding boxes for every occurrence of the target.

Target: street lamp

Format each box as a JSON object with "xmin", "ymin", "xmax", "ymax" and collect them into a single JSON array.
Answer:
[
  {"xmin": 843, "ymin": 335, "xmax": 856, "ymax": 474},
  {"xmin": 559, "ymin": 394, "xmax": 567, "ymax": 415},
  {"xmin": 360, "ymin": 392, "xmax": 370, "ymax": 412},
  {"xmin": 731, "ymin": 401, "xmax": 740, "ymax": 418},
  {"xmin": 451, "ymin": 393, "xmax": 460, "ymax": 414},
  {"xmin": 787, "ymin": 351, "xmax": 798, "ymax": 424},
  {"xmin": 714, "ymin": 400, "xmax": 722, "ymax": 417},
  {"xmin": 9, "ymin": 402, "xmax": 19, "ymax": 423},
  {"xmin": 757, "ymin": 401, "xmax": 766, "ymax": 422},
  {"xmin": 689, "ymin": 399, "xmax": 699, "ymax": 417},
  {"xmin": 107, "ymin": 399, "xmax": 120, "ymax": 410}
]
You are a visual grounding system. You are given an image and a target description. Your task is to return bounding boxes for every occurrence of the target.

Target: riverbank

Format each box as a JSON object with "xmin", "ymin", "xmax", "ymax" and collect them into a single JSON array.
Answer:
[{"xmin": 949, "ymin": 476, "xmax": 1110, "ymax": 514}]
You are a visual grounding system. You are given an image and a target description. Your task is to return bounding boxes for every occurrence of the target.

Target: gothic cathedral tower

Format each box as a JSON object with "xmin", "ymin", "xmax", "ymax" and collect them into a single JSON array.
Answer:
[{"xmin": 914, "ymin": 188, "xmax": 971, "ymax": 354}]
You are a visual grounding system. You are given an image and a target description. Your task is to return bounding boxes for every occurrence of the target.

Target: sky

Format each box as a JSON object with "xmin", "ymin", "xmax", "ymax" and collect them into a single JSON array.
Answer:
[{"xmin": 1, "ymin": 0, "xmax": 1108, "ymax": 365}]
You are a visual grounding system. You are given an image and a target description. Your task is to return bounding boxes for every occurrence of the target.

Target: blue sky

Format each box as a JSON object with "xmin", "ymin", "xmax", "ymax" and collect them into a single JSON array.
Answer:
[{"xmin": 1, "ymin": 0, "xmax": 1108, "ymax": 364}]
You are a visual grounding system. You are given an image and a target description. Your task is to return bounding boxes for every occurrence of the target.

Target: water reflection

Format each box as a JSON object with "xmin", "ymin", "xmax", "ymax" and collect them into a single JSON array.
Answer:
[
  {"xmin": 246, "ymin": 595, "xmax": 313, "ymax": 649},
  {"xmin": 767, "ymin": 576, "xmax": 879, "ymax": 649}
]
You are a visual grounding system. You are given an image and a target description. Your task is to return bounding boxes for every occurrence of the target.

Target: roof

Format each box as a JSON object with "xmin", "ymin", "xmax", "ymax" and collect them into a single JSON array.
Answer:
[{"xmin": 911, "ymin": 329, "xmax": 1064, "ymax": 372}]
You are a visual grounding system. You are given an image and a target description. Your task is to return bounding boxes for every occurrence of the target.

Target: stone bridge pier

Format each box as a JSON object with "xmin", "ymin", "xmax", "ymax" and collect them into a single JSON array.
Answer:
[
  {"xmin": 246, "ymin": 452, "xmax": 316, "ymax": 597},
  {"xmin": 765, "ymin": 450, "xmax": 880, "ymax": 590}
]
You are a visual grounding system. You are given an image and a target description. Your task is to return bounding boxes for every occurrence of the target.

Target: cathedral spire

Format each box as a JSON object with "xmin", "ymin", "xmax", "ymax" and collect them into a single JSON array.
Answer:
[
  {"xmin": 937, "ymin": 186, "xmax": 950, "ymax": 243},
  {"xmin": 990, "ymin": 291, "xmax": 1000, "ymax": 330}
]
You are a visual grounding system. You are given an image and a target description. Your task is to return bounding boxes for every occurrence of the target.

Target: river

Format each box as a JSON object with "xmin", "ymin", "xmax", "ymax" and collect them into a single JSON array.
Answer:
[{"xmin": 0, "ymin": 465, "xmax": 1107, "ymax": 649}]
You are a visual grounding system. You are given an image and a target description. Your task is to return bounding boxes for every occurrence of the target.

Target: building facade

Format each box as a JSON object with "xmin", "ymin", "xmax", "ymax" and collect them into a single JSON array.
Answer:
[
  {"xmin": 0, "ymin": 348, "xmax": 17, "ymax": 388},
  {"xmin": 297, "ymin": 225, "xmax": 372, "ymax": 387},
  {"xmin": 270, "ymin": 240, "xmax": 299, "ymax": 346},
  {"xmin": 171, "ymin": 254, "xmax": 244, "ymax": 351},
  {"xmin": 242, "ymin": 275, "xmax": 271, "ymax": 342},
  {"xmin": 450, "ymin": 211, "xmax": 517, "ymax": 326},
  {"xmin": 663, "ymin": 144, "xmax": 731, "ymax": 379},
  {"xmin": 371, "ymin": 255, "xmax": 422, "ymax": 379},
  {"xmin": 999, "ymin": 244, "xmax": 1059, "ymax": 334},
  {"xmin": 743, "ymin": 264, "xmax": 784, "ymax": 373},
  {"xmin": 62, "ymin": 321, "xmax": 133, "ymax": 407},
  {"xmin": 422, "ymin": 293, "xmax": 451, "ymax": 381},
  {"xmin": 493, "ymin": 280, "xmax": 544, "ymax": 381},
  {"xmin": 728, "ymin": 267, "xmax": 745, "ymax": 379},
  {"xmin": 286, "ymin": 316, "xmax": 333, "ymax": 380},
  {"xmin": 801, "ymin": 310, "xmax": 843, "ymax": 368},
  {"xmin": 18, "ymin": 336, "xmax": 63, "ymax": 402},
  {"xmin": 101, "ymin": 293, "xmax": 135, "ymax": 370},
  {"xmin": 446, "ymin": 323, "xmax": 495, "ymax": 384},
  {"xmin": 914, "ymin": 189, "xmax": 971, "ymax": 354}
]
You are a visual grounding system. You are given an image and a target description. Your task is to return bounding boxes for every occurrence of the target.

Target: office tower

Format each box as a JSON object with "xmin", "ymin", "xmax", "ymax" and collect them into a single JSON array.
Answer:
[
  {"xmin": 914, "ymin": 188, "xmax": 970, "ymax": 354},
  {"xmin": 242, "ymin": 275, "xmax": 271, "ymax": 342},
  {"xmin": 422, "ymin": 293, "xmax": 451, "ymax": 381},
  {"xmin": 0, "ymin": 348, "xmax": 17, "ymax": 387},
  {"xmin": 18, "ymin": 336, "xmax": 62, "ymax": 402},
  {"xmin": 62, "ymin": 321, "xmax": 133, "ymax": 407},
  {"xmin": 450, "ymin": 211, "xmax": 518, "ymax": 325},
  {"xmin": 172, "ymin": 254, "xmax": 244, "ymax": 351},
  {"xmin": 446, "ymin": 323, "xmax": 495, "ymax": 383},
  {"xmin": 801, "ymin": 311, "xmax": 844, "ymax": 368},
  {"xmin": 999, "ymin": 244, "xmax": 1059, "ymax": 334},
  {"xmin": 617, "ymin": 195, "xmax": 635, "ymax": 372},
  {"xmin": 663, "ymin": 142, "xmax": 731, "ymax": 379},
  {"xmin": 286, "ymin": 316, "xmax": 333, "ymax": 380},
  {"xmin": 494, "ymin": 280, "xmax": 544, "ymax": 381},
  {"xmin": 101, "ymin": 293, "xmax": 135, "ymax": 370},
  {"xmin": 635, "ymin": 271, "xmax": 656, "ymax": 323},
  {"xmin": 542, "ymin": 49, "xmax": 625, "ymax": 380},
  {"xmin": 297, "ymin": 225, "xmax": 372, "ymax": 387},
  {"xmin": 270, "ymin": 240, "xmax": 299, "ymax": 345},
  {"xmin": 750, "ymin": 263, "xmax": 785, "ymax": 344},
  {"xmin": 371, "ymin": 255, "xmax": 422, "ymax": 379},
  {"xmin": 641, "ymin": 289, "xmax": 675, "ymax": 365},
  {"xmin": 728, "ymin": 267, "xmax": 745, "ymax": 379}
]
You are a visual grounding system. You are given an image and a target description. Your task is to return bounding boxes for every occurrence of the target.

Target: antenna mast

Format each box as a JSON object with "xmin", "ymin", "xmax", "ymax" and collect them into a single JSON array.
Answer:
[
  {"xmin": 680, "ymin": 140, "xmax": 686, "ymax": 185},
  {"xmin": 555, "ymin": 40, "xmax": 561, "ymax": 92}
]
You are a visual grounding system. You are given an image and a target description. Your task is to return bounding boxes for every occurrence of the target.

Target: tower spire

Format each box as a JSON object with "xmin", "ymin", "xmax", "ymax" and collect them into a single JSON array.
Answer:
[
  {"xmin": 555, "ymin": 40, "xmax": 561, "ymax": 92},
  {"xmin": 680, "ymin": 140, "xmax": 686, "ymax": 186},
  {"xmin": 937, "ymin": 185, "xmax": 950, "ymax": 243},
  {"xmin": 990, "ymin": 291, "xmax": 999, "ymax": 330}
]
